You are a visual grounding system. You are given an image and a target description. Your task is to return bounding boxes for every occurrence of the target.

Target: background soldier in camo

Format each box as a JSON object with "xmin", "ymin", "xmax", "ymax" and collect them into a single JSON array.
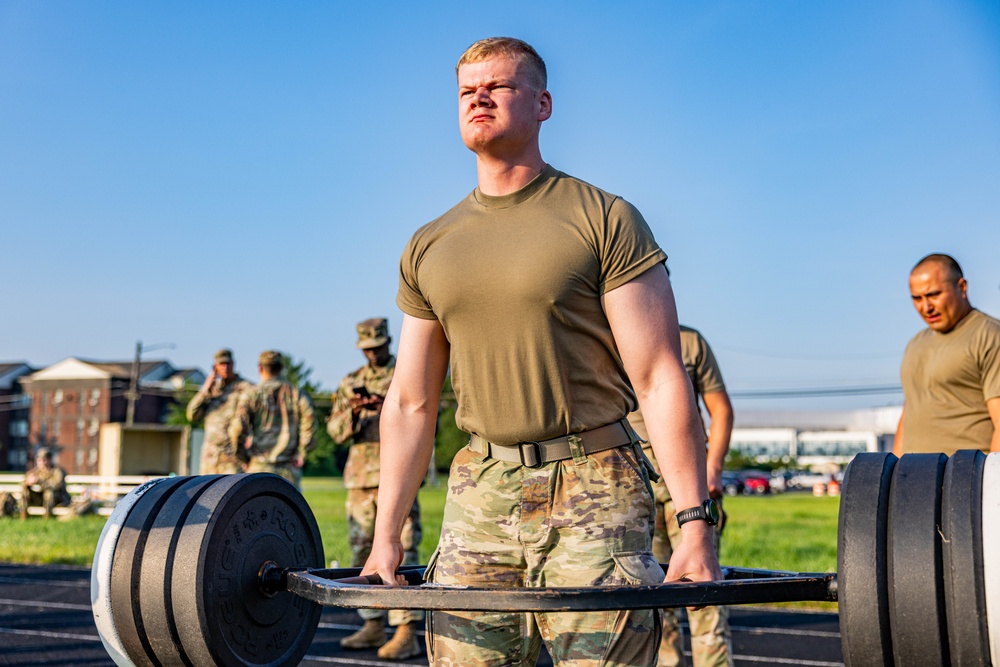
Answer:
[
  {"xmin": 327, "ymin": 318, "xmax": 423, "ymax": 661},
  {"xmin": 229, "ymin": 350, "xmax": 316, "ymax": 489},
  {"xmin": 20, "ymin": 447, "xmax": 71, "ymax": 519},
  {"xmin": 186, "ymin": 349, "xmax": 252, "ymax": 474},
  {"xmin": 629, "ymin": 325, "xmax": 735, "ymax": 667}
]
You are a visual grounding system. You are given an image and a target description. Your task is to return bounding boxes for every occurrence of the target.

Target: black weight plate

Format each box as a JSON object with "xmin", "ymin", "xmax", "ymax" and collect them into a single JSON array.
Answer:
[
  {"xmin": 838, "ymin": 452, "xmax": 897, "ymax": 667},
  {"xmin": 887, "ymin": 453, "xmax": 949, "ymax": 666},
  {"xmin": 139, "ymin": 475, "xmax": 224, "ymax": 666},
  {"xmin": 171, "ymin": 473, "xmax": 324, "ymax": 667},
  {"xmin": 92, "ymin": 476, "xmax": 176, "ymax": 667},
  {"xmin": 109, "ymin": 475, "xmax": 190, "ymax": 666},
  {"xmin": 942, "ymin": 450, "xmax": 989, "ymax": 667}
]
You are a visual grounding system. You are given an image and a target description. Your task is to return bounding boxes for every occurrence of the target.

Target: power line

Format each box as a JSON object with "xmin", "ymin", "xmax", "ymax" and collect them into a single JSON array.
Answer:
[{"xmin": 729, "ymin": 384, "xmax": 903, "ymax": 399}]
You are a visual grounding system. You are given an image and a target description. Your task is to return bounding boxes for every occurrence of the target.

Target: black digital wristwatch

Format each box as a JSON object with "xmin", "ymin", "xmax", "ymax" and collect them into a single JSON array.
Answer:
[{"xmin": 676, "ymin": 498, "xmax": 721, "ymax": 527}]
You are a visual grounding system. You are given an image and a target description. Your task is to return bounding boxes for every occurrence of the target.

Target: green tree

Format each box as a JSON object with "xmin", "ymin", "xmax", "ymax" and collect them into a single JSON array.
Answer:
[{"xmin": 167, "ymin": 385, "xmax": 198, "ymax": 427}]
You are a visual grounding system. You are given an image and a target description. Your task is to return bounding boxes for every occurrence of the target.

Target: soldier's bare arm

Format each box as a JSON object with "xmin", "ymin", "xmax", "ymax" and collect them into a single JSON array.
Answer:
[
  {"xmin": 602, "ymin": 264, "xmax": 722, "ymax": 584},
  {"xmin": 988, "ymin": 397, "xmax": 1000, "ymax": 452},
  {"xmin": 702, "ymin": 389, "xmax": 733, "ymax": 498},
  {"xmin": 363, "ymin": 315, "xmax": 449, "ymax": 585}
]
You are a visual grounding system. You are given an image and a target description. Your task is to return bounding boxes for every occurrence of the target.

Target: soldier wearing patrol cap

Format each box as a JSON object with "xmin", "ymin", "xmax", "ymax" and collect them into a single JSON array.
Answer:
[
  {"xmin": 187, "ymin": 349, "xmax": 252, "ymax": 474},
  {"xmin": 20, "ymin": 447, "xmax": 70, "ymax": 519},
  {"xmin": 327, "ymin": 318, "xmax": 423, "ymax": 660},
  {"xmin": 229, "ymin": 350, "xmax": 317, "ymax": 490}
]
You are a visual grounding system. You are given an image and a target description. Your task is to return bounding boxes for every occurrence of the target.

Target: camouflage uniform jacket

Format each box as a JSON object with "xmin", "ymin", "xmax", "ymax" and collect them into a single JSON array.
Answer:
[
  {"xmin": 26, "ymin": 465, "xmax": 68, "ymax": 493},
  {"xmin": 327, "ymin": 356, "xmax": 395, "ymax": 489},
  {"xmin": 230, "ymin": 379, "xmax": 317, "ymax": 466},
  {"xmin": 186, "ymin": 376, "xmax": 252, "ymax": 460}
]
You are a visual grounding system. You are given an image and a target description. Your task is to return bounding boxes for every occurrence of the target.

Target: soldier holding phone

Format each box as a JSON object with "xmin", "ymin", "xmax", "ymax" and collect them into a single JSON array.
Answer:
[
  {"xmin": 327, "ymin": 318, "xmax": 423, "ymax": 660},
  {"xmin": 186, "ymin": 349, "xmax": 252, "ymax": 474}
]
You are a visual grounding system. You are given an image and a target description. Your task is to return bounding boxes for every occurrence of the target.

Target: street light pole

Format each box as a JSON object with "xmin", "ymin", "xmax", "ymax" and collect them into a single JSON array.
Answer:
[
  {"xmin": 125, "ymin": 340, "xmax": 142, "ymax": 427},
  {"xmin": 125, "ymin": 340, "xmax": 175, "ymax": 427}
]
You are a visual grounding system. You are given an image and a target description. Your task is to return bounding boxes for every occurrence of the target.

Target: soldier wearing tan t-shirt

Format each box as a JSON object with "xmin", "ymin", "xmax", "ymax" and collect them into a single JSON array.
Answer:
[
  {"xmin": 629, "ymin": 325, "xmax": 734, "ymax": 667},
  {"xmin": 895, "ymin": 254, "xmax": 1000, "ymax": 455},
  {"xmin": 363, "ymin": 37, "xmax": 720, "ymax": 667}
]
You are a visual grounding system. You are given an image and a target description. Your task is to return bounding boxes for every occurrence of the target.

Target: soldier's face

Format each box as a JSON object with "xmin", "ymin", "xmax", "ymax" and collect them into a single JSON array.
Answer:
[
  {"xmin": 214, "ymin": 360, "xmax": 235, "ymax": 381},
  {"xmin": 909, "ymin": 263, "xmax": 972, "ymax": 333},
  {"xmin": 457, "ymin": 56, "xmax": 551, "ymax": 156},
  {"xmin": 363, "ymin": 344, "xmax": 391, "ymax": 367}
]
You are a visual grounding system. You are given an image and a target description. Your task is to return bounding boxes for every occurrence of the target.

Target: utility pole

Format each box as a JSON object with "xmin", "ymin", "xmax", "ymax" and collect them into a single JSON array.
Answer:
[{"xmin": 125, "ymin": 340, "xmax": 142, "ymax": 426}]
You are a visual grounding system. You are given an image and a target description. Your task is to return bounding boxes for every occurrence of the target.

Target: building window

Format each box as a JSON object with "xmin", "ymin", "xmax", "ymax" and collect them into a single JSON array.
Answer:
[
  {"xmin": 76, "ymin": 449, "xmax": 84, "ymax": 468},
  {"xmin": 53, "ymin": 389, "xmax": 63, "ymax": 405},
  {"xmin": 90, "ymin": 389, "xmax": 100, "ymax": 407},
  {"xmin": 88, "ymin": 419, "xmax": 99, "ymax": 437},
  {"xmin": 88, "ymin": 448, "xmax": 98, "ymax": 467}
]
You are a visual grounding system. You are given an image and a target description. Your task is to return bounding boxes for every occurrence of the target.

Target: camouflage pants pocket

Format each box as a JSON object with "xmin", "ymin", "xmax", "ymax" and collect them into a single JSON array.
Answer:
[{"xmin": 536, "ymin": 551, "xmax": 662, "ymax": 667}]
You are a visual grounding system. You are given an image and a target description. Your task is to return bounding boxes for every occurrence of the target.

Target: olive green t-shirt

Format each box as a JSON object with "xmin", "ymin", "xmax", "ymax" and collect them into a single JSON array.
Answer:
[
  {"xmin": 628, "ymin": 324, "xmax": 726, "ymax": 444},
  {"xmin": 397, "ymin": 165, "xmax": 667, "ymax": 445},
  {"xmin": 901, "ymin": 309, "xmax": 1000, "ymax": 454}
]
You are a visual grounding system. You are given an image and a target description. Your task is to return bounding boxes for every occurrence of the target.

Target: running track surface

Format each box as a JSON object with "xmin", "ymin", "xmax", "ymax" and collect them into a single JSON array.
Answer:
[{"xmin": 0, "ymin": 563, "xmax": 844, "ymax": 666}]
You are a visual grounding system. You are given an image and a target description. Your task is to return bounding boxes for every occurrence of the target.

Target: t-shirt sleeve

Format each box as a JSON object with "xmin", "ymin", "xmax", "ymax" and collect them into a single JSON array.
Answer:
[
  {"xmin": 695, "ymin": 333, "xmax": 727, "ymax": 395},
  {"xmin": 980, "ymin": 320, "xmax": 1000, "ymax": 401},
  {"xmin": 599, "ymin": 197, "xmax": 668, "ymax": 294},
  {"xmin": 396, "ymin": 232, "xmax": 438, "ymax": 320}
]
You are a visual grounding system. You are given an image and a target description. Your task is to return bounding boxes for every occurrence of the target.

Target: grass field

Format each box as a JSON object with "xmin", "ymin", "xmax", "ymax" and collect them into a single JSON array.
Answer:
[{"xmin": 0, "ymin": 480, "xmax": 840, "ymax": 590}]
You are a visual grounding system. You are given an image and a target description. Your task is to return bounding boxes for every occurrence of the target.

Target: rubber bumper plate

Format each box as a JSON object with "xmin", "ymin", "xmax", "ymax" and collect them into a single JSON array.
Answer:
[
  {"xmin": 838, "ymin": 452, "xmax": 897, "ymax": 667},
  {"xmin": 941, "ymin": 449, "xmax": 989, "ymax": 667},
  {"xmin": 170, "ymin": 473, "xmax": 325, "ymax": 667},
  {"xmin": 886, "ymin": 453, "xmax": 949, "ymax": 666}
]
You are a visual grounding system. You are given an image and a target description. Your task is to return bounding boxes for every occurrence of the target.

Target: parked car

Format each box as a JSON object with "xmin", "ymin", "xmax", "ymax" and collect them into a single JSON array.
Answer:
[
  {"xmin": 740, "ymin": 471, "xmax": 771, "ymax": 494},
  {"xmin": 721, "ymin": 471, "xmax": 745, "ymax": 496},
  {"xmin": 769, "ymin": 471, "xmax": 792, "ymax": 493},
  {"xmin": 786, "ymin": 471, "xmax": 833, "ymax": 490}
]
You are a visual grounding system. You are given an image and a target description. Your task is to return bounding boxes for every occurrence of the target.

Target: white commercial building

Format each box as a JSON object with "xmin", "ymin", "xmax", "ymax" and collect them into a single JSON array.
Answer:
[{"xmin": 730, "ymin": 406, "xmax": 902, "ymax": 465}]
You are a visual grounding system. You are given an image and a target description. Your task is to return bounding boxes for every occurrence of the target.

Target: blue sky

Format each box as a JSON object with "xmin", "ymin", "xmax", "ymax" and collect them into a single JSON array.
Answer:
[{"xmin": 2, "ymin": 1, "xmax": 998, "ymax": 412}]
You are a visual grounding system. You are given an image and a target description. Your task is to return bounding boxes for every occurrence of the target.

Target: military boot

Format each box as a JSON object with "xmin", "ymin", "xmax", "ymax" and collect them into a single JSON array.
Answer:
[
  {"xmin": 340, "ymin": 619, "xmax": 386, "ymax": 649},
  {"xmin": 377, "ymin": 622, "xmax": 420, "ymax": 660}
]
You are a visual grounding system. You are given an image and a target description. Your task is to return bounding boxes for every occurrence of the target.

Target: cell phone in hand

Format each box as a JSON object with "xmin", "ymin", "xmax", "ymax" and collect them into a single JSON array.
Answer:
[{"xmin": 353, "ymin": 386, "xmax": 371, "ymax": 399}]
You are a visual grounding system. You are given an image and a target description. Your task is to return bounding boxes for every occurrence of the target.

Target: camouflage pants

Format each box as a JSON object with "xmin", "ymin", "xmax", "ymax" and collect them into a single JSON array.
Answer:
[
  {"xmin": 245, "ymin": 460, "xmax": 302, "ymax": 490},
  {"xmin": 200, "ymin": 443, "xmax": 242, "ymax": 475},
  {"xmin": 20, "ymin": 485, "xmax": 70, "ymax": 518},
  {"xmin": 652, "ymin": 484, "xmax": 731, "ymax": 667},
  {"xmin": 425, "ymin": 442, "xmax": 663, "ymax": 667},
  {"xmin": 347, "ymin": 487, "xmax": 423, "ymax": 625}
]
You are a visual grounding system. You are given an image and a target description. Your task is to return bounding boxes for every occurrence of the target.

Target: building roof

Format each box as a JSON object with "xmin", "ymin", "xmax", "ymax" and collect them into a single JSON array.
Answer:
[
  {"xmin": 0, "ymin": 362, "xmax": 35, "ymax": 390},
  {"xmin": 23, "ymin": 358, "xmax": 174, "ymax": 383}
]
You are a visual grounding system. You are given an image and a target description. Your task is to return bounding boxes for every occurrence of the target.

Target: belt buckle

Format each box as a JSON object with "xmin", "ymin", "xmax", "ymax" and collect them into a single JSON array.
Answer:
[{"xmin": 519, "ymin": 441, "xmax": 542, "ymax": 468}]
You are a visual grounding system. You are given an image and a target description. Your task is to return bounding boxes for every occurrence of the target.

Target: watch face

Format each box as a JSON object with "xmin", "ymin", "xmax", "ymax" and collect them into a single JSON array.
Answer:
[{"xmin": 705, "ymin": 499, "xmax": 720, "ymax": 524}]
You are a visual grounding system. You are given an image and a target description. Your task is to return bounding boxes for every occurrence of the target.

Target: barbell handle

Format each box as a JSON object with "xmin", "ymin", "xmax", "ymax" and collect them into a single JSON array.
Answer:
[{"xmin": 280, "ymin": 566, "xmax": 837, "ymax": 611}]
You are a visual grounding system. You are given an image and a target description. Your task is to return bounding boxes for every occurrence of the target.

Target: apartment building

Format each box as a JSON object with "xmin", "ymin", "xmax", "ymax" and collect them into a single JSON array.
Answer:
[
  {"xmin": 18, "ymin": 358, "xmax": 204, "ymax": 474},
  {"xmin": 0, "ymin": 362, "xmax": 35, "ymax": 470}
]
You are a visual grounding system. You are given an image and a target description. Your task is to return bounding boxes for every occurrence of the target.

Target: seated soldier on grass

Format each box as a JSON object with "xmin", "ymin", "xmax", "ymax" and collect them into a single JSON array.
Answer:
[{"xmin": 20, "ymin": 447, "xmax": 71, "ymax": 520}]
